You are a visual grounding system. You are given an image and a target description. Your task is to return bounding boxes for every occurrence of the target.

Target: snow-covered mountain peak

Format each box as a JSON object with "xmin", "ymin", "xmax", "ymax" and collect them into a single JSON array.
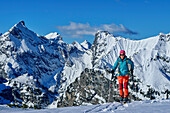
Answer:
[
  {"xmin": 8, "ymin": 21, "xmax": 26, "ymax": 32},
  {"xmin": 14, "ymin": 21, "xmax": 25, "ymax": 27},
  {"xmin": 159, "ymin": 33, "xmax": 166, "ymax": 37},
  {"xmin": 45, "ymin": 32, "xmax": 62, "ymax": 40},
  {"xmin": 15, "ymin": 21, "xmax": 25, "ymax": 27},
  {"xmin": 92, "ymin": 31, "xmax": 116, "ymax": 51},
  {"xmin": 69, "ymin": 40, "xmax": 92, "ymax": 51},
  {"xmin": 81, "ymin": 40, "xmax": 92, "ymax": 50},
  {"xmin": 71, "ymin": 41, "xmax": 84, "ymax": 51},
  {"xmin": 83, "ymin": 40, "xmax": 88, "ymax": 43},
  {"xmin": 167, "ymin": 33, "xmax": 170, "ymax": 37},
  {"xmin": 94, "ymin": 31, "xmax": 113, "ymax": 42},
  {"xmin": 158, "ymin": 33, "xmax": 170, "ymax": 42},
  {"xmin": 6, "ymin": 21, "xmax": 41, "ymax": 45}
]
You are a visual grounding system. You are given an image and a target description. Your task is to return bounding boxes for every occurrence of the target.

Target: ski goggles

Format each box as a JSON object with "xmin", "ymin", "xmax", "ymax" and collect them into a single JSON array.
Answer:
[{"xmin": 120, "ymin": 54, "xmax": 125, "ymax": 56}]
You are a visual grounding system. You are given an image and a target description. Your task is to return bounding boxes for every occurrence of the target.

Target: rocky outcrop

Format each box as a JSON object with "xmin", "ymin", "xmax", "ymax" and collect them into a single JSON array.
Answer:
[{"xmin": 57, "ymin": 68, "xmax": 145, "ymax": 107}]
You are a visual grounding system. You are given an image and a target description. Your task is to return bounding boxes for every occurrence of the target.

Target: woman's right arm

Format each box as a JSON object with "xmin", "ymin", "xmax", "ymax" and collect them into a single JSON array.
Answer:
[{"xmin": 113, "ymin": 58, "xmax": 119, "ymax": 71}]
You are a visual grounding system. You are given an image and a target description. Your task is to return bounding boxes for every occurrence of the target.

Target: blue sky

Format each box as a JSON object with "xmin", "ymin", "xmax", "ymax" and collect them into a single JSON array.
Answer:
[{"xmin": 0, "ymin": 0, "xmax": 170, "ymax": 43}]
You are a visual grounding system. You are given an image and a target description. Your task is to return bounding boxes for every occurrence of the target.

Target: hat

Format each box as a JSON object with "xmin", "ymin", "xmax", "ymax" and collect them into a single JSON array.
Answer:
[{"xmin": 120, "ymin": 50, "xmax": 125, "ymax": 55}]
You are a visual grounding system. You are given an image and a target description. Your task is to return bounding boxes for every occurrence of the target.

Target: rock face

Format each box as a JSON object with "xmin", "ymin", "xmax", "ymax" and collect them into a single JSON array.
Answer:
[
  {"xmin": 0, "ymin": 21, "xmax": 67, "ymax": 88},
  {"xmin": 57, "ymin": 68, "xmax": 161, "ymax": 107},
  {"xmin": 57, "ymin": 68, "xmax": 112, "ymax": 107},
  {"xmin": 0, "ymin": 21, "xmax": 90, "ymax": 108},
  {"xmin": 0, "ymin": 21, "xmax": 170, "ymax": 108}
]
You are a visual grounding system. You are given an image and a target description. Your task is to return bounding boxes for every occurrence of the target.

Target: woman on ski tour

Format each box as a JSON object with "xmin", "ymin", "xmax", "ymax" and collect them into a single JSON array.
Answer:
[{"xmin": 111, "ymin": 50, "xmax": 134, "ymax": 102}]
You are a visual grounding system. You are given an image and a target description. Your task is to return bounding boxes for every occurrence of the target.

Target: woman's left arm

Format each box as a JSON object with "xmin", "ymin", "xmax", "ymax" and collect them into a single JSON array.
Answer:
[{"xmin": 128, "ymin": 59, "xmax": 134, "ymax": 70}]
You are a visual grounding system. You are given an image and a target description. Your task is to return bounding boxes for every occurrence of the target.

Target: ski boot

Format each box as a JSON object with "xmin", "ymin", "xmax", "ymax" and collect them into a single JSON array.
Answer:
[
  {"xmin": 124, "ymin": 97, "xmax": 129, "ymax": 104},
  {"xmin": 119, "ymin": 96, "xmax": 124, "ymax": 103}
]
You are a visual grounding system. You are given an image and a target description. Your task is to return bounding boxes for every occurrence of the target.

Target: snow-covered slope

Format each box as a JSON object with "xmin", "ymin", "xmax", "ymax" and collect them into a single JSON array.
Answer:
[
  {"xmin": 91, "ymin": 31, "xmax": 170, "ymax": 91},
  {"xmin": 0, "ymin": 99, "xmax": 170, "ymax": 113},
  {"xmin": 54, "ymin": 31, "xmax": 170, "ymax": 107}
]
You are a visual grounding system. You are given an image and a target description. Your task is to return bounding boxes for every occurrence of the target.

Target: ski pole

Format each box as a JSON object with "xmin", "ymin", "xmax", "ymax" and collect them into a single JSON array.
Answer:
[
  {"xmin": 108, "ymin": 76, "xmax": 112, "ymax": 102},
  {"xmin": 110, "ymin": 73, "xmax": 114, "ymax": 87},
  {"xmin": 108, "ymin": 72, "xmax": 116, "ymax": 102},
  {"xmin": 108, "ymin": 72, "xmax": 114, "ymax": 102}
]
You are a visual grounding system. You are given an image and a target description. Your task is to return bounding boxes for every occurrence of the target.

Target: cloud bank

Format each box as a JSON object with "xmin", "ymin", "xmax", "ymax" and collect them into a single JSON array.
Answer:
[{"xmin": 56, "ymin": 22, "xmax": 138, "ymax": 38}]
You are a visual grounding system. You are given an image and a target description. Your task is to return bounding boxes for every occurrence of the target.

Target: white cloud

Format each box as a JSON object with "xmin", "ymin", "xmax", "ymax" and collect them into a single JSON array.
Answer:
[{"xmin": 56, "ymin": 22, "xmax": 138, "ymax": 38}]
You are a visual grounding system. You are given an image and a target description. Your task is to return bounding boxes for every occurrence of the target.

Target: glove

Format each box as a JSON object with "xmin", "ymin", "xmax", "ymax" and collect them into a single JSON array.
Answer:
[
  {"xmin": 105, "ymin": 69, "xmax": 114, "ymax": 74},
  {"xmin": 111, "ymin": 69, "xmax": 115, "ymax": 80},
  {"xmin": 105, "ymin": 69, "xmax": 110, "ymax": 73},
  {"xmin": 111, "ymin": 73, "xmax": 117, "ymax": 81},
  {"xmin": 111, "ymin": 73, "xmax": 114, "ymax": 80},
  {"xmin": 111, "ymin": 69, "xmax": 115, "ymax": 74}
]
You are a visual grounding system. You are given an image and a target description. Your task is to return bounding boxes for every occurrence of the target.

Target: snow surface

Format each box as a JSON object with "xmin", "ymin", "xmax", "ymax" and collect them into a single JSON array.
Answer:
[{"xmin": 0, "ymin": 99, "xmax": 170, "ymax": 113}]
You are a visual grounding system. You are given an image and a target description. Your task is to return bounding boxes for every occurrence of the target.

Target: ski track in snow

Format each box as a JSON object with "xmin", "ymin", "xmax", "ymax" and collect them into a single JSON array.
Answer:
[
  {"xmin": 84, "ymin": 104, "xmax": 101, "ymax": 113},
  {"xmin": 2, "ymin": 100, "xmax": 170, "ymax": 113}
]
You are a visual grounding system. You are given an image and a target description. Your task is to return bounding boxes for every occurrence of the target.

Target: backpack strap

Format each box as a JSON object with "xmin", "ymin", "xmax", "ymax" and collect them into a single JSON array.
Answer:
[{"xmin": 126, "ymin": 58, "xmax": 131, "ymax": 73}]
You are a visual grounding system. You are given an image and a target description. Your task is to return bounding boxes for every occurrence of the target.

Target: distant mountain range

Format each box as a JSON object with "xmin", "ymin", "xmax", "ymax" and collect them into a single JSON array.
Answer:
[{"xmin": 0, "ymin": 21, "xmax": 169, "ymax": 108}]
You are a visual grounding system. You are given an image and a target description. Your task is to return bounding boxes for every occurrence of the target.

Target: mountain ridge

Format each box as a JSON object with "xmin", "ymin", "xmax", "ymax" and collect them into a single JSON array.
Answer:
[{"xmin": 0, "ymin": 21, "xmax": 169, "ymax": 108}]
